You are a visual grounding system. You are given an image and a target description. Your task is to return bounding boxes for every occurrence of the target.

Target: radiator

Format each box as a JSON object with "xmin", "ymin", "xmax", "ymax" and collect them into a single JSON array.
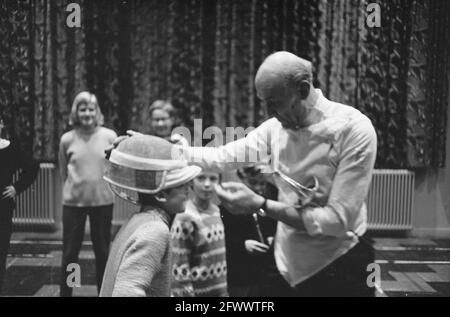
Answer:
[
  {"xmin": 13, "ymin": 163, "xmax": 57, "ymax": 231},
  {"xmin": 366, "ymin": 169, "xmax": 414, "ymax": 231}
]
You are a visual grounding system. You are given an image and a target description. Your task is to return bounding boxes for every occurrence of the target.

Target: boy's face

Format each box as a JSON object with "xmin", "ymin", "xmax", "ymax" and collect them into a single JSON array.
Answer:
[
  {"xmin": 192, "ymin": 172, "xmax": 220, "ymax": 201},
  {"xmin": 163, "ymin": 182, "xmax": 190, "ymax": 215}
]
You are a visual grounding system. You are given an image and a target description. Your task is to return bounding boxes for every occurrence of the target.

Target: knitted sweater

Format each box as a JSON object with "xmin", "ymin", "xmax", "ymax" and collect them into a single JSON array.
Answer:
[
  {"xmin": 59, "ymin": 127, "xmax": 117, "ymax": 207},
  {"xmin": 100, "ymin": 207, "xmax": 173, "ymax": 297},
  {"xmin": 171, "ymin": 200, "xmax": 228, "ymax": 297}
]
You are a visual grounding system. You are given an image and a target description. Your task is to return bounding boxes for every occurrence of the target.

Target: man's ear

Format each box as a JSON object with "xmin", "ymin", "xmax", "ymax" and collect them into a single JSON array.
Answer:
[{"xmin": 298, "ymin": 80, "xmax": 310, "ymax": 100}]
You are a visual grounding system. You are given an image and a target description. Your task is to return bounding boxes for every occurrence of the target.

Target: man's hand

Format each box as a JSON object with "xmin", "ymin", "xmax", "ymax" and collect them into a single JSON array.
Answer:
[
  {"xmin": 245, "ymin": 240, "xmax": 269, "ymax": 254},
  {"xmin": 104, "ymin": 131, "xmax": 142, "ymax": 159},
  {"xmin": 2, "ymin": 185, "xmax": 16, "ymax": 200},
  {"xmin": 126, "ymin": 130, "xmax": 143, "ymax": 137},
  {"xmin": 214, "ymin": 182, "xmax": 265, "ymax": 215}
]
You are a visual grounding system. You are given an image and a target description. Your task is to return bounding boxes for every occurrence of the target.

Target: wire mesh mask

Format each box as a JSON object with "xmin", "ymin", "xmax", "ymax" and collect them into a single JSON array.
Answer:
[{"xmin": 103, "ymin": 135, "xmax": 201, "ymax": 205}]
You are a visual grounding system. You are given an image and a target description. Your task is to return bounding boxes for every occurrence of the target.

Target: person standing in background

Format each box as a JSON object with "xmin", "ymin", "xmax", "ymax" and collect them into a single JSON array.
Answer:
[
  {"xmin": 144, "ymin": 100, "xmax": 188, "ymax": 146},
  {"xmin": 0, "ymin": 118, "xmax": 39, "ymax": 294},
  {"xmin": 222, "ymin": 165, "xmax": 279, "ymax": 297},
  {"xmin": 58, "ymin": 92, "xmax": 117, "ymax": 297}
]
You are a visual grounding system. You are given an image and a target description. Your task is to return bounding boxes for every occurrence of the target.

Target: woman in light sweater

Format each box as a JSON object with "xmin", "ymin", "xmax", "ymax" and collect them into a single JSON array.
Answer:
[{"xmin": 58, "ymin": 92, "xmax": 117, "ymax": 297}]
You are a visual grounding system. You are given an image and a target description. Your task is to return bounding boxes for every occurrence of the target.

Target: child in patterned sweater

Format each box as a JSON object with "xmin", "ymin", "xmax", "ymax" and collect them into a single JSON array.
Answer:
[{"xmin": 171, "ymin": 170, "xmax": 228, "ymax": 297}]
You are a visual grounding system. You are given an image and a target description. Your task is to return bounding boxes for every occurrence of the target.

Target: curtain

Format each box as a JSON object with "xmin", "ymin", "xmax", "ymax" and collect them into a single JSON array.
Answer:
[{"xmin": 0, "ymin": 0, "xmax": 448, "ymax": 167}]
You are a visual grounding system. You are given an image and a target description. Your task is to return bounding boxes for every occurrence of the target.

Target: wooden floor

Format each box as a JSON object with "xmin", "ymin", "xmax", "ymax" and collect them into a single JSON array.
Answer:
[
  {"xmin": 373, "ymin": 237, "xmax": 450, "ymax": 297},
  {"xmin": 2, "ymin": 232, "xmax": 450, "ymax": 297}
]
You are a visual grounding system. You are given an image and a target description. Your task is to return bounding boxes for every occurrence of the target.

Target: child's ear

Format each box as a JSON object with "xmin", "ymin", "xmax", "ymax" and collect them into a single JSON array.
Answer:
[{"xmin": 155, "ymin": 191, "xmax": 168, "ymax": 203}]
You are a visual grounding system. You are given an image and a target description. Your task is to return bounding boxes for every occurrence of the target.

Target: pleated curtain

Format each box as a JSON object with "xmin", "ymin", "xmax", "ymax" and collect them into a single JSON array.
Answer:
[{"xmin": 0, "ymin": 0, "xmax": 448, "ymax": 168}]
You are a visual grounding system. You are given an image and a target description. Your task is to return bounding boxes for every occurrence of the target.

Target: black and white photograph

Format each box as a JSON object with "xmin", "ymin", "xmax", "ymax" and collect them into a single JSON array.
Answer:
[{"xmin": 0, "ymin": 0, "xmax": 449, "ymax": 301}]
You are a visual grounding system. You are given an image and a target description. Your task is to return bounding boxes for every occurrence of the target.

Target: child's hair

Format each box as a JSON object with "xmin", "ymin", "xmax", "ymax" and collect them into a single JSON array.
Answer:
[
  {"xmin": 192, "ymin": 170, "xmax": 222, "ymax": 184},
  {"xmin": 69, "ymin": 91, "xmax": 104, "ymax": 127},
  {"xmin": 143, "ymin": 100, "xmax": 179, "ymax": 134},
  {"xmin": 147, "ymin": 100, "xmax": 176, "ymax": 118},
  {"xmin": 236, "ymin": 165, "xmax": 264, "ymax": 180}
]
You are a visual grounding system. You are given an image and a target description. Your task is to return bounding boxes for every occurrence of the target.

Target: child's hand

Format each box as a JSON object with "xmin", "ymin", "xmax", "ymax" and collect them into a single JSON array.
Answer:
[
  {"xmin": 245, "ymin": 239, "xmax": 269, "ymax": 254},
  {"xmin": 267, "ymin": 236, "xmax": 274, "ymax": 246}
]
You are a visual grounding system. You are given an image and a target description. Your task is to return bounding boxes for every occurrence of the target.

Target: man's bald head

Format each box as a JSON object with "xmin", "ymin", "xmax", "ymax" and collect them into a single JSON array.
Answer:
[
  {"xmin": 254, "ymin": 52, "xmax": 318, "ymax": 129},
  {"xmin": 255, "ymin": 51, "xmax": 313, "ymax": 92}
]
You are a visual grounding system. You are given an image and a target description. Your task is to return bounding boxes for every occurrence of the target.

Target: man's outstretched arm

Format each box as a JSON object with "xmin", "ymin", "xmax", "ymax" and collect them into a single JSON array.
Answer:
[
  {"xmin": 175, "ymin": 119, "xmax": 277, "ymax": 171},
  {"xmin": 215, "ymin": 119, "xmax": 377, "ymax": 238}
]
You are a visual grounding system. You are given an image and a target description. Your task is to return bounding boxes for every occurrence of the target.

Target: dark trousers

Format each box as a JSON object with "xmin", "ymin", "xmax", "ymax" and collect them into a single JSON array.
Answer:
[
  {"xmin": 0, "ymin": 199, "xmax": 14, "ymax": 294},
  {"xmin": 271, "ymin": 238, "xmax": 375, "ymax": 297},
  {"xmin": 60, "ymin": 204, "xmax": 113, "ymax": 297}
]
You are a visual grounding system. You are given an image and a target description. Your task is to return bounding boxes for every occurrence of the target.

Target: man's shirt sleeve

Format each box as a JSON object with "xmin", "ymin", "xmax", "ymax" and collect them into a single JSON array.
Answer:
[
  {"xmin": 177, "ymin": 119, "xmax": 276, "ymax": 171},
  {"xmin": 302, "ymin": 118, "xmax": 377, "ymax": 237}
]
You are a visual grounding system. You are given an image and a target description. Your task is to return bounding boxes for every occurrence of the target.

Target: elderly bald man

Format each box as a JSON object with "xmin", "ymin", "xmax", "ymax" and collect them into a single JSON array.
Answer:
[{"xmin": 119, "ymin": 51, "xmax": 377, "ymax": 296}]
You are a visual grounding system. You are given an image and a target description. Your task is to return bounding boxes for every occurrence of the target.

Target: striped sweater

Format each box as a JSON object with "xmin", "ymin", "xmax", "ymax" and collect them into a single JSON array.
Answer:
[{"xmin": 171, "ymin": 200, "xmax": 228, "ymax": 297}]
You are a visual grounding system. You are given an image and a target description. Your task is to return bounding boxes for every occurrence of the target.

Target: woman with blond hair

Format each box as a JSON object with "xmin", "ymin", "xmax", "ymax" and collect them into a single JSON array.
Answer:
[{"xmin": 59, "ymin": 91, "xmax": 117, "ymax": 297}]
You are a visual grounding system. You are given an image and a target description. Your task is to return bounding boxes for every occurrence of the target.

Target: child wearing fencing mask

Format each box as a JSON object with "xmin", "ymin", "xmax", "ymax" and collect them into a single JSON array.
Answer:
[{"xmin": 99, "ymin": 135, "xmax": 201, "ymax": 297}]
